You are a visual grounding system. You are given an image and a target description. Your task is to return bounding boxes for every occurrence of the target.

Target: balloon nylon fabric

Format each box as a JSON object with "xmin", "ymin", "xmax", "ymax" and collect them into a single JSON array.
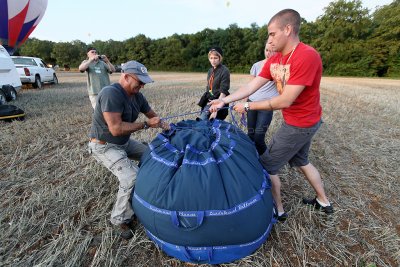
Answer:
[
  {"xmin": 133, "ymin": 119, "xmax": 275, "ymax": 264},
  {"xmin": 0, "ymin": 0, "xmax": 48, "ymax": 54}
]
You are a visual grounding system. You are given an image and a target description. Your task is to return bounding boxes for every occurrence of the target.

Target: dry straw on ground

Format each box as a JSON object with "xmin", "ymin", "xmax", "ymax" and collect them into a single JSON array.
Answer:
[{"xmin": 1, "ymin": 72, "xmax": 399, "ymax": 267}]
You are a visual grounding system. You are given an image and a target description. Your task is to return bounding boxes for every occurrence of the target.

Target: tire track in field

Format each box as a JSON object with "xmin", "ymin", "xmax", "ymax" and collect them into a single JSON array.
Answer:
[{"xmin": 316, "ymin": 83, "xmax": 400, "ymax": 226}]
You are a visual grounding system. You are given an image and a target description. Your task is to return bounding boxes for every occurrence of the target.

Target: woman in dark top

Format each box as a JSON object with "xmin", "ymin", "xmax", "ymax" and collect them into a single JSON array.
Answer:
[{"xmin": 198, "ymin": 46, "xmax": 230, "ymax": 120}]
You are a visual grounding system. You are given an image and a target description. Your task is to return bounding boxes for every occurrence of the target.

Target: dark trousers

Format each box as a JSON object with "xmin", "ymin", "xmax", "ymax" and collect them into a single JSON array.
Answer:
[{"xmin": 247, "ymin": 109, "xmax": 273, "ymax": 155}]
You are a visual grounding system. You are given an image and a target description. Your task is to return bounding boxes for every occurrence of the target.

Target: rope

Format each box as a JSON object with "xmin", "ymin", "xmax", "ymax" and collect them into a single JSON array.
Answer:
[
  {"xmin": 160, "ymin": 106, "xmax": 230, "ymax": 121},
  {"xmin": 160, "ymin": 106, "xmax": 247, "ymax": 135},
  {"xmin": 160, "ymin": 110, "xmax": 203, "ymax": 121}
]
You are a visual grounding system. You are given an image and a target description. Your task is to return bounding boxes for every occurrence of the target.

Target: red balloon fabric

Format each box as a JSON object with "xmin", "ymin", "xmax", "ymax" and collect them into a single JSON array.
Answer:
[{"xmin": 0, "ymin": 0, "xmax": 47, "ymax": 54}]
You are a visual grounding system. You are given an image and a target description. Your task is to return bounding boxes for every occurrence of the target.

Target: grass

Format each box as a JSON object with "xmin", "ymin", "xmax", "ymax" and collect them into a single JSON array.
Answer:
[{"xmin": 0, "ymin": 72, "xmax": 399, "ymax": 267}]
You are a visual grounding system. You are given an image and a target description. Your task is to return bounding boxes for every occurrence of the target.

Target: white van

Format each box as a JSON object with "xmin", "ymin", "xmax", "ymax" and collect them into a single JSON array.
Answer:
[{"xmin": 0, "ymin": 45, "xmax": 22, "ymax": 105}]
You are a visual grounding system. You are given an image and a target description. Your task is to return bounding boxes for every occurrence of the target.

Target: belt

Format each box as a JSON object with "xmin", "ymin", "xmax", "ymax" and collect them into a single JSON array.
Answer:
[{"xmin": 90, "ymin": 138, "xmax": 106, "ymax": 145}]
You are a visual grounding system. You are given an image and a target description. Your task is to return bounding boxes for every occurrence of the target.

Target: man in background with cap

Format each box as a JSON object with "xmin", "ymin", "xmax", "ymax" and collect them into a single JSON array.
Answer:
[
  {"xmin": 79, "ymin": 47, "xmax": 115, "ymax": 109},
  {"xmin": 88, "ymin": 60, "xmax": 167, "ymax": 239}
]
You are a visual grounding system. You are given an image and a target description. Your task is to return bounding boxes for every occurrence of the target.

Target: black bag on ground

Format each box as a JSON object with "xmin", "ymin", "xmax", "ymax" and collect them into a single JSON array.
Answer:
[{"xmin": 0, "ymin": 105, "xmax": 25, "ymax": 122}]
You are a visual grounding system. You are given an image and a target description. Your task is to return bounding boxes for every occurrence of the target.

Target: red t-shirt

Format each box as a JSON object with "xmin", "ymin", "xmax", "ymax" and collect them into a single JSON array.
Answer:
[{"xmin": 259, "ymin": 42, "xmax": 322, "ymax": 127}]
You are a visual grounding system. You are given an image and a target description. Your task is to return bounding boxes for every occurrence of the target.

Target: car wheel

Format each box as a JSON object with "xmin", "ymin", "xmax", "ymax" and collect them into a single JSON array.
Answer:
[
  {"xmin": 0, "ymin": 90, "xmax": 7, "ymax": 105},
  {"xmin": 52, "ymin": 74, "xmax": 58, "ymax": 84},
  {"xmin": 33, "ymin": 76, "xmax": 42, "ymax": 89}
]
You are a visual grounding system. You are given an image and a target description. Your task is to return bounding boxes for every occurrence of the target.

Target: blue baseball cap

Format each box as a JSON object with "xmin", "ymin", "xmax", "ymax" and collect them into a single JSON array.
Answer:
[{"xmin": 122, "ymin": 60, "xmax": 154, "ymax": 84}]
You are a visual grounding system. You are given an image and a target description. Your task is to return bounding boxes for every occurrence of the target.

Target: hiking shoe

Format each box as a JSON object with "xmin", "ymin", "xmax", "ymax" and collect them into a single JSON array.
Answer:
[
  {"xmin": 126, "ymin": 215, "xmax": 138, "ymax": 229},
  {"xmin": 302, "ymin": 197, "xmax": 334, "ymax": 214},
  {"xmin": 277, "ymin": 212, "xmax": 288, "ymax": 222},
  {"xmin": 119, "ymin": 223, "xmax": 134, "ymax": 240},
  {"xmin": 273, "ymin": 208, "xmax": 288, "ymax": 222}
]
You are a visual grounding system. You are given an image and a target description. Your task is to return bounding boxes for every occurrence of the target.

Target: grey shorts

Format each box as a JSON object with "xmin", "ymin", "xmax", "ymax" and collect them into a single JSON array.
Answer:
[{"xmin": 260, "ymin": 120, "xmax": 321, "ymax": 175}]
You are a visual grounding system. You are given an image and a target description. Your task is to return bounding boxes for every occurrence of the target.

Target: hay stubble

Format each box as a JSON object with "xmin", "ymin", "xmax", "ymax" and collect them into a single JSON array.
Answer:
[{"xmin": 0, "ymin": 72, "xmax": 399, "ymax": 266}]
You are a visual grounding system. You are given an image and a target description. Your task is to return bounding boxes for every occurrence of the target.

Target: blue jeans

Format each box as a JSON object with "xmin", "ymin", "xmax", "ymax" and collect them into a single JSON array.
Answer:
[
  {"xmin": 199, "ymin": 105, "xmax": 211, "ymax": 120},
  {"xmin": 247, "ymin": 109, "xmax": 273, "ymax": 155}
]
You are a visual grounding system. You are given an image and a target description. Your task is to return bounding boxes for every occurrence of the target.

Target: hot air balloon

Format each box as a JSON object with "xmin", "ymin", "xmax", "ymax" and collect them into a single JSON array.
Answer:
[
  {"xmin": 0, "ymin": 0, "xmax": 48, "ymax": 55},
  {"xmin": 133, "ymin": 119, "xmax": 276, "ymax": 264}
]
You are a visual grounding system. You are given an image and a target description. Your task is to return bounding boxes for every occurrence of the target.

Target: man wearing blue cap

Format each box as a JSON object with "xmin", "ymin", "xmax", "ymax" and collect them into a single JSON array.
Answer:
[{"xmin": 88, "ymin": 60, "xmax": 168, "ymax": 239}]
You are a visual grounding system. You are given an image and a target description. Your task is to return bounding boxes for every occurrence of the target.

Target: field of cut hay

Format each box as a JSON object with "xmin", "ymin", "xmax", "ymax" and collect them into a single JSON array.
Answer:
[{"xmin": 1, "ymin": 72, "xmax": 399, "ymax": 267}]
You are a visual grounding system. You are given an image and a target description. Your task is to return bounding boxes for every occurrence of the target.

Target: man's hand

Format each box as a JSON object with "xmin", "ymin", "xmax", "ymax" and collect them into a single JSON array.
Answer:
[
  {"xmin": 88, "ymin": 53, "xmax": 98, "ymax": 61},
  {"xmin": 209, "ymin": 111, "xmax": 217, "ymax": 120},
  {"xmin": 233, "ymin": 102, "xmax": 246, "ymax": 114},
  {"xmin": 209, "ymin": 99, "xmax": 225, "ymax": 113},
  {"xmin": 147, "ymin": 117, "xmax": 161, "ymax": 128},
  {"xmin": 146, "ymin": 117, "xmax": 170, "ymax": 130},
  {"xmin": 102, "ymin": 55, "xmax": 110, "ymax": 63}
]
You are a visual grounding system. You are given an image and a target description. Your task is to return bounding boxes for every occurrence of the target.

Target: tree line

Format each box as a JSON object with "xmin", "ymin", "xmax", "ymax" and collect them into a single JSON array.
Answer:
[{"xmin": 15, "ymin": 0, "xmax": 400, "ymax": 77}]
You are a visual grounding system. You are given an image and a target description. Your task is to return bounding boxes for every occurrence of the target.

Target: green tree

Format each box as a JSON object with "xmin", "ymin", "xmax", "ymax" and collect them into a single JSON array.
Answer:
[
  {"xmin": 89, "ymin": 39, "xmax": 125, "ymax": 64},
  {"xmin": 51, "ymin": 40, "xmax": 86, "ymax": 68},
  {"xmin": 243, "ymin": 23, "xmax": 266, "ymax": 72},
  {"xmin": 300, "ymin": 18, "xmax": 319, "ymax": 47},
  {"xmin": 368, "ymin": 0, "xmax": 400, "ymax": 77},
  {"xmin": 219, "ymin": 24, "xmax": 245, "ymax": 72},
  {"xmin": 18, "ymin": 38, "xmax": 55, "ymax": 64},
  {"xmin": 123, "ymin": 34, "xmax": 152, "ymax": 66},
  {"xmin": 181, "ymin": 32, "xmax": 209, "ymax": 71},
  {"xmin": 314, "ymin": 0, "xmax": 373, "ymax": 76},
  {"xmin": 149, "ymin": 35, "xmax": 185, "ymax": 71},
  {"xmin": 106, "ymin": 40, "xmax": 125, "ymax": 64},
  {"xmin": 14, "ymin": 1, "xmax": 399, "ymax": 77}
]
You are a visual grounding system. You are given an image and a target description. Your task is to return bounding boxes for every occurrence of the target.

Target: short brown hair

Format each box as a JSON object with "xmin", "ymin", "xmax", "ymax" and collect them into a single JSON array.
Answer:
[{"xmin": 268, "ymin": 9, "xmax": 301, "ymax": 35}]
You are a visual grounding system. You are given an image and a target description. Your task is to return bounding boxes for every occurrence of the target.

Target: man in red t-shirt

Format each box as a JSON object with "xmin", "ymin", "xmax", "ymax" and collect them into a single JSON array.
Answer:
[{"xmin": 210, "ymin": 9, "xmax": 333, "ymax": 221}]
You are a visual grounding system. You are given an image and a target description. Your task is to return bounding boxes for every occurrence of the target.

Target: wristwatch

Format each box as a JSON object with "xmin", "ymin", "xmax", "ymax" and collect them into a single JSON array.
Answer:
[
  {"xmin": 244, "ymin": 102, "xmax": 250, "ymax": 112},
  {"xmin": 143, "ymin": 121, "xmax": 149, "ymax": 129}
]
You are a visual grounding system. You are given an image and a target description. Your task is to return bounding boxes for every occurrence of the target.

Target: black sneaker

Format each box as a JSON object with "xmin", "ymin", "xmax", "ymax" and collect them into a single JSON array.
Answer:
[
  {"xmin": 277, "ymin": 212, "xmax": 288, "ymax": 222},
  {"xmin": 302, "ymin": 197, "xmax": 334, "ymax": 214},
  {"xmin": 117, "ymin": 215, "xmax": 138, "ymax": 240},
  {"xmin": 119, "ymin": 223, "xmax": 134, "ymax": 240},
  {"xmin": 273, "ymin": 208, "xmax": 288, "ymax": 222}
]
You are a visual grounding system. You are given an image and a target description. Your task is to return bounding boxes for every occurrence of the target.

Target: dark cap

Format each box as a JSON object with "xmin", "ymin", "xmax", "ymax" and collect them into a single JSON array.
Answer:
[
  {"xmin": 87, "ymin": 46, "xmax": 96, "ymax": 53},
  {"xmin": 122, "ymin": 60, "xmax": 154, "ymax": 84},
  {"xmin": 209, "ymin": 46, "xmax": 223, "ymax": 57}
]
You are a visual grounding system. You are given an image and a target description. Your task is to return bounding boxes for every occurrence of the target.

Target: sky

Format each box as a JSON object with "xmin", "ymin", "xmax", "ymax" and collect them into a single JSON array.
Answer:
[{"xmin": 29, "ymin": 0, "xmax": 393, "ymax": 43}]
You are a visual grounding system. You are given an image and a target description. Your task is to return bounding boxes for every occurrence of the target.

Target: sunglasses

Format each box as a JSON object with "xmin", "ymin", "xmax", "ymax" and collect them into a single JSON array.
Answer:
[{"xmin": 126, "ymin": 74, "xmax": 145, "ymax": 86}]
